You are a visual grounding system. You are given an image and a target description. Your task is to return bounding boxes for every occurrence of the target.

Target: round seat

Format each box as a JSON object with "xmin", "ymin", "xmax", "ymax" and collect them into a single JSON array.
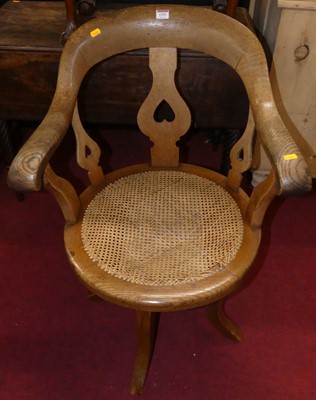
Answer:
[
  {"xmin": 65, "ymin": 166, "xmax": 261, "ymax": 312},
  {"xmin": 81, "ymin": 170, "xmax": 244, "ymax": 286}
]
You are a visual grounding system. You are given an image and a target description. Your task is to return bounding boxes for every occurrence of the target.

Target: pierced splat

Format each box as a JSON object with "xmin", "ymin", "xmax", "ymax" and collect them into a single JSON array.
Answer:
[
  {"xmin": 137, "ymin": 48, "xmax": 191, "ymax": 167},
  {"xmin": 72, "ymin": 103, "xmax": 104, "ymax": 185},
  {"xmin": 227, "ymin": 107, "xmax": 255, "ymax": 191},
  {"xmin": 153, "ymin": 100, "xmax": 176, "ymax": 123}
]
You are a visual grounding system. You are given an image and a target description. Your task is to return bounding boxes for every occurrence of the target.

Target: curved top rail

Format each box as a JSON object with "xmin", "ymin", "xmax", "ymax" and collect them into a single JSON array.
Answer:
[{"xmin": 8, "ymin": 5, "xmax": 311, "ymax": 194}]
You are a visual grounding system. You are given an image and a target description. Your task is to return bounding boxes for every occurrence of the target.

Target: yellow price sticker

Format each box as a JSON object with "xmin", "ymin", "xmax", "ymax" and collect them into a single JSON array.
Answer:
[
  {"xmin": 90, "ymin": 28, "xmax": 101, "ymax": 38},
  {"xmin": 284, "ymin": 154, "xmax": 298, "ymax": 161}
]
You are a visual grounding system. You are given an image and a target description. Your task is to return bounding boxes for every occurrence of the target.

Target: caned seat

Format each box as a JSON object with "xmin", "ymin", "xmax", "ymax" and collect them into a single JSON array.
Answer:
[
  {"xmin": 8, "ymin": 5, "xmax": 311, "ymax": 395},
  {"xmin": 81, "ymin": 171, "xmax": 244, "ymax": 287}
]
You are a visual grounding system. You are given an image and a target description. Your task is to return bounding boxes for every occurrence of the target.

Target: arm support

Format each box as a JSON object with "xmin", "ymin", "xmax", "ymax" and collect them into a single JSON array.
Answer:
[
  {"xmin": 255, "ymin": 109, "xmax": 311, "ymax": 196},
  {"xmin": 236, "ymin": 49, "xmax": 311, "ymax": 196},
  {"xmin": 7, "ymin": 111, "xmax": 71, "ymax": 192},
  {"xmin": 7, "ymin": 34, "xmax": 87, "ymax": 192}
]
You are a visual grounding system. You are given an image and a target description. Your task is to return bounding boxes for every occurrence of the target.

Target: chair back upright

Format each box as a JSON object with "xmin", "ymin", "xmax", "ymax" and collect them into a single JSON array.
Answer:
[
  {"xmin": 62, "ymin": 6, "xmax": 265, "ymax": 183},
  {"xmin": 8, "ymin": 5, "xmax": 311, "ymax": 203}
]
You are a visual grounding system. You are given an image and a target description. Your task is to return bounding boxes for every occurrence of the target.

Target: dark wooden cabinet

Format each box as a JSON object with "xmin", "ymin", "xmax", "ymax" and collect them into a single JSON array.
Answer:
[{"xmin": 0, "ymin": 1, "xmax": 252, "ymax": 129}]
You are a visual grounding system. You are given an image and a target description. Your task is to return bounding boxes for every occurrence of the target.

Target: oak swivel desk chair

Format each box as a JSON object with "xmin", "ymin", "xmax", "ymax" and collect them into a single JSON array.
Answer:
[{"xmin": 8, "ymin": 5, "xmax": 311, "ymax": 395}]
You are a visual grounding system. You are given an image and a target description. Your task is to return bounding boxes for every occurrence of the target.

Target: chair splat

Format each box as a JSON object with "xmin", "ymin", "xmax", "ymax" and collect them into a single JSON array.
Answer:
[
  {"xmin": 227, "ymin": 107, "xmax": 255, "ymax": 191},
  {"xmin": 137, "ymin": 47, "xmax": 191, "ymax": 167},
  {"xmin": 72, "ymin": 102, "xmax": 104, "ymax": 186}
]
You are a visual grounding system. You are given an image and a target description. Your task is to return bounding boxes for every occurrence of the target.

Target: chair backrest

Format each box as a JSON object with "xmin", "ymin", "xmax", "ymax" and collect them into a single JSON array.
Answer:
[{"xmin": 8, "ymin": 5, "xmax": 311, "ymax": 202}]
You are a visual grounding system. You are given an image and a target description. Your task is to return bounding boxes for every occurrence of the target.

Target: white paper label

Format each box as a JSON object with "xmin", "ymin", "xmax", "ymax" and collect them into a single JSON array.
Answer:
[{"xmin": 156, "ymin": 9, "xmax": 170, "ymax": 19}]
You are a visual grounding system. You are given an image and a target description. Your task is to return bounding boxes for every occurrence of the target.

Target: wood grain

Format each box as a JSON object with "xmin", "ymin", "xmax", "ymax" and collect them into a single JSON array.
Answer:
[
  {"xmin": 6, "ymin": 6, "xmax": 312, "ymax": 394},
  {"xmin": 8, "ymin": 4, "xmax": 311, "ymax": 194},
  {"xmin": 137, "ymin": 48, "xmax": 191, "ymax": 167},
  {"xmin": 278, "ymin": 0, "xmax": 316, "ymax": 10}
]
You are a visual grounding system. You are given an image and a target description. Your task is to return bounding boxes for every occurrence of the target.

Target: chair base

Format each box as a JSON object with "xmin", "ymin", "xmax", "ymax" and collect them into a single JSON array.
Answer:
[
  {"xmin": 85, "ymin": 296, "xmax": 242, "ymax": 394},
  {"xmin": 207, "ymin": 300, "xmax": 242, "ymax": 341},
  {"xmin": 130, "ymin": 301, "xmax": 242, "ymax": 395},
  {"xmin": 130, "ymin": 311, "xmax": 160, "ymax": 395}
]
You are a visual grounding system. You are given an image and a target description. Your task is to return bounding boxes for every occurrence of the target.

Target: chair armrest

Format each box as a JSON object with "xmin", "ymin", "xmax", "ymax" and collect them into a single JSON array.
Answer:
[
  {"xmin": 256, "ymin": 109, "xmax": 312, "ymax": 196},
  {"xmin": 7, "ymin": 110, "xmax": 71, "ymax": 192},
  {"xmin": 235, "ymin": 42, "xmax": 312, "ymax": 196}
]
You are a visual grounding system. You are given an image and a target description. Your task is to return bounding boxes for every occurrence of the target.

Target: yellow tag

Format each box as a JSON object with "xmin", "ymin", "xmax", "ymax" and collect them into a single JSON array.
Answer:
[
  {"xmin": 90, "ymin": 28, "xmax": 101, "ymax": 38},
  {"xmin": 284, "ymin": 153, "xmax": 298, "ymax": 161}
]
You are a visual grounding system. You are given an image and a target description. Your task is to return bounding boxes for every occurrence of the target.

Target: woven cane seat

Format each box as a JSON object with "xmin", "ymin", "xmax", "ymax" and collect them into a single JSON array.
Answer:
[{"xmin": 81, "ymin": 171, "xmax": 244, "ymax": 287}]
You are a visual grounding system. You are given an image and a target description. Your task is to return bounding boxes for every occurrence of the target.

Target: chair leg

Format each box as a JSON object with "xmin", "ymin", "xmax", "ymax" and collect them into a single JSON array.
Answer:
[
  {"xmin": 62, "ymin": 0, "xmax": 77, "ymax": 43},
  {"xmin": 227, "ymin": 0, "xmax": 239, "ymax": 17},
  {"xmin": 207, "ymin": 300, "xmax": 242, "ymax": 342},
  {"xmin": 86, "ymin": 292, "xmax": 104, "ymax": 302},
  {"xmin": 130, "ymin": 311, "xmax": 160, "ymax": 395}
]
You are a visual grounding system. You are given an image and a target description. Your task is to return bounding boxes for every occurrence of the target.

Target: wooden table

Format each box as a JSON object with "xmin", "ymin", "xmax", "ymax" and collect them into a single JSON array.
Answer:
[{"xmin": 0, "ymin": 1, "xmax": 253, "ymax": 171}]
